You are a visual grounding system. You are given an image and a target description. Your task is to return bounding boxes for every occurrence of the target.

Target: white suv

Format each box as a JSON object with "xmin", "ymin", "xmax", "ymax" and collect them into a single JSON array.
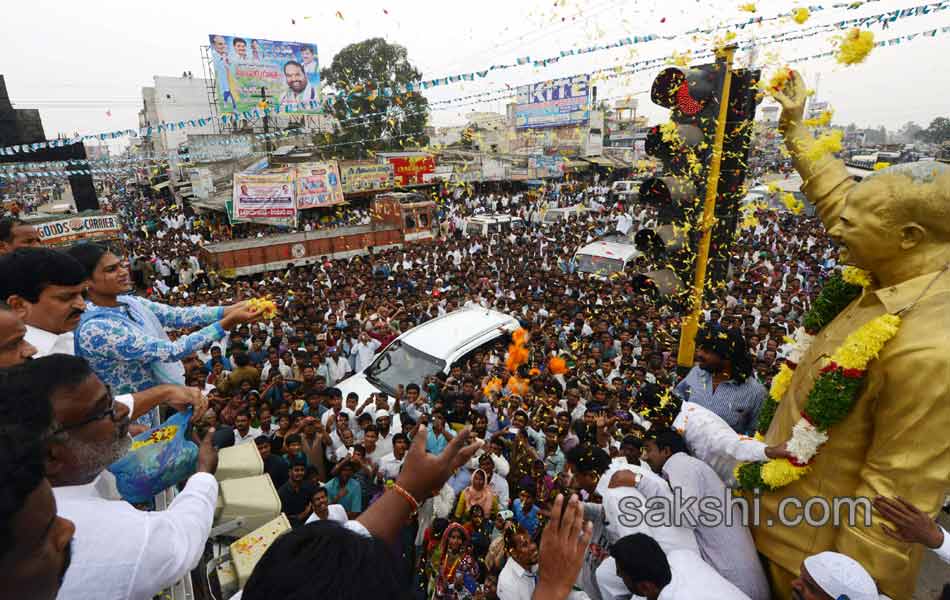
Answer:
[{"xmin": 336, "ymin": 307, "xmax": 520, "ymax": 404}]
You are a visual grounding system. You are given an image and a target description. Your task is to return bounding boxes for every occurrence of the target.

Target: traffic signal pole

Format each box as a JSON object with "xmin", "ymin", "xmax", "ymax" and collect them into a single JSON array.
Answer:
[{"xmin": 676, "ymin": 45, "xmax": 736, "ymax": 368}]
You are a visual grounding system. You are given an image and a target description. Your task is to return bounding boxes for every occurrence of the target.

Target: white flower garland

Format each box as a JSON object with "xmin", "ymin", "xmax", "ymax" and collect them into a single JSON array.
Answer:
[{"xmin": 786, "ymin": 419, "xmax": 829, "ymax": 463}]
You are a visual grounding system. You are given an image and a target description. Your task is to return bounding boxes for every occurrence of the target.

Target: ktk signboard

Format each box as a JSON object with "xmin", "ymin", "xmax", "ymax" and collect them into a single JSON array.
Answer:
[{"xmin": 514, "ymin": 75, "xmax": 590, "ymax": 129}]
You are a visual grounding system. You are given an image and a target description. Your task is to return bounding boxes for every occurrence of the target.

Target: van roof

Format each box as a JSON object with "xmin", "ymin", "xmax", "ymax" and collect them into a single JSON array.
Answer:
[
  {"xmin": 400, "ymin": 306, "xmax": 518, "ymax": 360},
  {"xmin": 574, "ymin": 240, "xmax": 641, "ymax": 262}
]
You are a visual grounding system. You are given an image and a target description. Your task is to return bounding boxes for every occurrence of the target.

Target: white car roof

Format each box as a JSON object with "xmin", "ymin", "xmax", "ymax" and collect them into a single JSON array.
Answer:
[
  {"xmin": 574, "ymin": 240, "xmax": 641, "ymax": 262},
  {"xmin": 399, "ymin": 306, "xmax": 518, "ymax": 361},
  {"xmin": 467, "ymin": 214, "xmax": 523, "ymax": 224}
]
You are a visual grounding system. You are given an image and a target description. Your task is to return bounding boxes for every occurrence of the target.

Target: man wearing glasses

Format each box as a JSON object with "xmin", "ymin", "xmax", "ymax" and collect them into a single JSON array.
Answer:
[{"xmin": 0, "ymin": 354, "xmax": 220, "ymax": 600}]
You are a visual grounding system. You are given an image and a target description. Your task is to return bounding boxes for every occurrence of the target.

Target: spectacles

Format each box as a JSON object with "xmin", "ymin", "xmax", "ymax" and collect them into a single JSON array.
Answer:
[{"xmin": 50, "ymin": 385, "xmax": 119, "ymax": 435}]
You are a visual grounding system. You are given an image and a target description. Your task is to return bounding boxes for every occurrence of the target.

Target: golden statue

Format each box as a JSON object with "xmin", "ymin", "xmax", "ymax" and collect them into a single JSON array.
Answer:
[{"xmin": 753, "ymin": 70, "xmax": 950, "ymax": 599}]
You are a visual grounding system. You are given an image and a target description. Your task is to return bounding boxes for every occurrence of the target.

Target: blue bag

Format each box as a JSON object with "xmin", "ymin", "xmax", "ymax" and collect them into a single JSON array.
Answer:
[{"xmin": 108, "ymin": 408, "xmax": 199, "ymax": 503}]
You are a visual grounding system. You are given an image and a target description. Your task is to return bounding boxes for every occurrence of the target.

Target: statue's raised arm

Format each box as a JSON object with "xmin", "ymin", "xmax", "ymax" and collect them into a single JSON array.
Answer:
[{"xmin": 773, "ymin": 70, "xmax": 855, "ymax": 235}]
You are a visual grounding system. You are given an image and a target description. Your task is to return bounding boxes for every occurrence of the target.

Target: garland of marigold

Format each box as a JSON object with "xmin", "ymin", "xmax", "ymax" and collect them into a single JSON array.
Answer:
[{"xmin": 736, "ymin": 267, "xmax": 902, "ymax": 492}]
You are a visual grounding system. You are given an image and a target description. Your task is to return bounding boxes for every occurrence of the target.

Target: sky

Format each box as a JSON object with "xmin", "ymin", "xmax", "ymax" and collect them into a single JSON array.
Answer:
[{"xmin": 3, "ymin": 0, "xmax": 949, "ymax": 150}]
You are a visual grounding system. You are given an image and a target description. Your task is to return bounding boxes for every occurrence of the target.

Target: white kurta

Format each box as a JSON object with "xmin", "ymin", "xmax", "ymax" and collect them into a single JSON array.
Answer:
[
  {"xmin": 662, "ymin": 453, "xmax": 770, "ymax": 600},
  {"xmin": 55, "ymin": 473, "xmax": 218, "ymax": 600},
  {"xmin": 672, "ymin": 401, "xmax": 768, "ymax": 487}
]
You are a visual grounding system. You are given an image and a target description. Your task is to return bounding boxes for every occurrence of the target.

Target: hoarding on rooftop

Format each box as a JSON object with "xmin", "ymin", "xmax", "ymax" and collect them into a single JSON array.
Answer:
[
  {"xmin": 208, "ymin": 34, "xmax": 321, "ymax": 115},
  {"xmin": 514, "ymin": 75, "xmax": 590, "ymax": 129}
]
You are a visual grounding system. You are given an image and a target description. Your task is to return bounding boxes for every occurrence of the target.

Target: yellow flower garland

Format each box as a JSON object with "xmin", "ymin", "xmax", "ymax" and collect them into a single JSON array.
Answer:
[
  {"xmin": 769, "ymin": 363, "xmax": 794, "ymax": 403},
  {"xmin": 737, "ymin": 268, "xmax": 905, "ymax": 492},
  {"xmin": 761, "ymin": 458, "xmax": 809, "ymax": 489},
  {"xmin": 830, "ymin": 314, "xmax": 901, "ymax": 370}
]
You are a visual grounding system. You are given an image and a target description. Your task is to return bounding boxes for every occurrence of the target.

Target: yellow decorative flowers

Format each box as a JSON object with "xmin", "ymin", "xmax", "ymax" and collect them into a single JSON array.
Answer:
[
  {"xmin": 739, "ymin": 3, "xmax": 757, "ymax": 13},
  {"xmin": 668, "ymin": 51, "xmax": 692, "ymax": 67},
  {"xmin": 836, "ymin": 28, "xmax": 875, "ymax": 66},
  {"xmin": 764, "ymin": 68, "xmax": 792, "ymax": 93},
  {"xmin": 792, "ymin": 7, "xmax": 810, "ymax": 24},
  {"xmin": 131, "ymin": 425, "xmax": 179, "ymax": 450},
  {"xmin": 841, "ymin": 266, "xmax": 872, "ymax": 288},
  {"xmin": 830, "ymin": 314, "xmax": 901, "ymax": 371},
  {"xmin": 803, "ymin": 130, "xmax": 844, "ymax": 163},
  {"xmin": 249, "ymin": 296, "xmax": 278, "ymax": 320},
  {"xmin": 781, "ymin": 193, "xmax": 804, "ymax": 215},
  {"xmin": 803, "ymin": 109, "xmax": 834, "ymax": 128},
  {"xmin": 761, "ymin": 458, "xmax": 809, "ymax": 488},
  {"xmin": 769, "ymin": 363, "xmax": 795, "ymax": 403}
]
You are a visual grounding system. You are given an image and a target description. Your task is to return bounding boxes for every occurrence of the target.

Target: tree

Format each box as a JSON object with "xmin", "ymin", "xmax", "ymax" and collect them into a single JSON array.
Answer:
[
  {"xmin": 319, "ymin": 38, "xmax": 429, "ymax": 159},
  {"xmin": 915, "ymin": 117, "xmax": 950, "ymax": 145},
  {"xmin": 898, "ymin": 121, "xmax": 923, "ymax": 143}
]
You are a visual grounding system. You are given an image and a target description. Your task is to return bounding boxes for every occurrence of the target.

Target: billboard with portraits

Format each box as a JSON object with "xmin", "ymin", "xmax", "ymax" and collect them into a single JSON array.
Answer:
[
  {"xmin": 232, "ymin": 170, "xmax": 296, "ymax": 227},
  {"xmin": 208, "ymin": 34, "xmax": 321, "ymax": 115}
]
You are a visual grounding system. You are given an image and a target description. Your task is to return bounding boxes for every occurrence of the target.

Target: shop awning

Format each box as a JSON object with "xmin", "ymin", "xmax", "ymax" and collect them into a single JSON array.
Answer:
[
  {"xmin": 584, "ymin": 156, "xmax": 624, "ymax": 168},
  {"xmin": 562, "ymin": 160, "xmax": 590, "ymax": 171}
]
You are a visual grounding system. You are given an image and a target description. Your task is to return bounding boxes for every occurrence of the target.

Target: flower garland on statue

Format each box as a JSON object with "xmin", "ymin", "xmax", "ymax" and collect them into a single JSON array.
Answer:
[{"xmin": 735, "ymin": 266, "xmax": 901, "ymax": 492}]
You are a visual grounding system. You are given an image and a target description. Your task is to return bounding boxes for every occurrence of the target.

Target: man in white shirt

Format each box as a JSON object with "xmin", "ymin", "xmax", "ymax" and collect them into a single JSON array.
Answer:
[
  {"xmin": 233, "ymin": 412, "xmax": 262, "ymax": 445},
  {"xmin": 376, "ymin": 432, "xmax": 409, "ymax": 481},
  {"xmin": 279, "ymin": 61, "xmax": 318, "ymax": 108},
  {"xmin": 304, "ymin": 485, "xmax": 348, "ymax": 525},
  {"xmin": 351, "ymin": 332, "xmax": 381, "ymax": 373},
  {"xmin": 642, "ymin": 431, "xmax": 769, "ymax": 600},
  {"xmin": 0, "ymin": 248, "xmax": 87, "ymax": 358},
  {"xmin": 6, "ymin": 355, "xmax": 219, "ymax": 600},
  {"xmin": 498, "ymin": 527, "xmax": 540, "ymax": 600},
  {"xmin": 608, "ymin": 533, "xmax": 750, "ymax": 600},
  {"xmin": 323, "ymin": 345, "xmax": 351, "ymax": 386},
  {"xmin": 260, "ymin": 354, "xmax": 293, "ymax": 383}
]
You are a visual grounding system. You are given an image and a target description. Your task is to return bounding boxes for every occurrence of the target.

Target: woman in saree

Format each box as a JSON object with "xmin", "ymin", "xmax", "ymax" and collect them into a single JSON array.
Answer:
[{"xmin": 432, "ymin": 522, "xmax": 479, "ymax": 600}]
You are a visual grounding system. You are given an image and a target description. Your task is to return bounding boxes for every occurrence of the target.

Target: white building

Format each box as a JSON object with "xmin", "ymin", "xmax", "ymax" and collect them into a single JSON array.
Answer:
[{"xmin": 138, "ymin": 75, "xmax": 217, "ymax": 154}]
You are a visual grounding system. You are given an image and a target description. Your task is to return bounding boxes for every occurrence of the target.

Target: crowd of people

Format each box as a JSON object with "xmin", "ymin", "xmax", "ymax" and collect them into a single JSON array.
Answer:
[{"xmin": 1, "ymin": 160, "xmax": 949, "ymax": 600}]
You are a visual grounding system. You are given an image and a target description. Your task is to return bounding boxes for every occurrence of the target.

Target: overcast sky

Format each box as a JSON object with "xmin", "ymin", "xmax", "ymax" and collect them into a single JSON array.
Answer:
[{"xmin": 4, "ymin": 0, "xmax": 948, "ymax": 147}]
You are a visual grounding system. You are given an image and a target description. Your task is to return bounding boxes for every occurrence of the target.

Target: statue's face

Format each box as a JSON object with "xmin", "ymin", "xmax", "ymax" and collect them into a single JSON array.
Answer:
[{"xmin": 830, "ymin": 178, "xmax": 903, "ymax": 271}]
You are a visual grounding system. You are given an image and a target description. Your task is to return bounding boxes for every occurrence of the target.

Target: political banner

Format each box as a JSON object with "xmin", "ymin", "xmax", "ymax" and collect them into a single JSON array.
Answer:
[
  {"xmin": 295, "ymin": 162, "xmax": 344, "ymax": 209},
  {"xmin": 514, "ymin": 75, "xmax": 590, "ymax": 129},
  {"xmin": 232, "ymin": 171, "xmax": 296, "ymax": 226},
  {"xmin": 339, "ymin": 161, "xmax": 394, "ymax": 193},
  {"xmin": 387, "ymin": 155, "xmax": 436, "ymax": 186},
  {"xmin": 33, "ymin": 213, "xmax": 122, "ymax": 246},
  {"xmin": 208, "ymin": 34, "xmax": 320, "ymax": 115},
  {"xmin": 529, "ymin": 155, "xmax": 563, "ymax": 178}
]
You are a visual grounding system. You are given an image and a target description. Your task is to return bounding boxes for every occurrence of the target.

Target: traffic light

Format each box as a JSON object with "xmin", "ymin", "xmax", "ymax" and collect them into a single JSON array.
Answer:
[
  {"xmin": 638, "ymin": 58, "xmax": 760, "ymax": 285},
  {"xmin": 634, "ymin": 48, "xmax": 760, "ymax": 368}
]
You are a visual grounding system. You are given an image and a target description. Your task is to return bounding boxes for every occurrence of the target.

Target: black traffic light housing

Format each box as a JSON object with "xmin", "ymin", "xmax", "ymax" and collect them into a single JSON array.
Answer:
[{"xmin": 638, "ymin": 59, "xmax": 759, "ymax": 286}]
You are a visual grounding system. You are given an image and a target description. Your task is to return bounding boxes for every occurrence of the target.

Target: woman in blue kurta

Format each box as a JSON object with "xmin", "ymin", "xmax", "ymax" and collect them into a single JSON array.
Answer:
[{"xmin": 69, "ymin": 243, "xmax": 262, "ymax": 427}]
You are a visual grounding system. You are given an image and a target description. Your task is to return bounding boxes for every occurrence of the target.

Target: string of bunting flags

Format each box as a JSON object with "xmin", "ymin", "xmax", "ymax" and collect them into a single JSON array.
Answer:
[
  {"xmin": 0, "ymin": 4, "xmax": 942, "ymax": 184},
  {"xmin": 320, "ymin": 0, "xmax": 899, "ymax": 93},
  {"xmin": 1, "ymin": 2, "xmax": 947, "ymax": 158},
  {"xmin": 0, "ymin": 130, "xmax": 427, "ymax": 180}
]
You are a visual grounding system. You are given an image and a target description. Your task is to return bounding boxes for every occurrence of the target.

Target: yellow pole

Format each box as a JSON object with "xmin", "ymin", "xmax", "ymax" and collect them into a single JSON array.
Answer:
[{"xmin": 676, "ymin": 45, "xmax": 736, "ymax": 368}]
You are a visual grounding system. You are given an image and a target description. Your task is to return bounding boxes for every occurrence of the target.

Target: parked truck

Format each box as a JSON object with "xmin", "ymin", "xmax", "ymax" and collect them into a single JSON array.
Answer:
[{"xmin": 199, "ymin": 193, "xmax": 438, "ymax": 278}]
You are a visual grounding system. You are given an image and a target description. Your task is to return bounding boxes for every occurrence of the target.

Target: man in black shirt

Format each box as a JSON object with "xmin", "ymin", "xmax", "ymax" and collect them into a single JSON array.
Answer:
[
  {"xmin": 442, "ymin": 377, "xmax": 476, "ymax": 430},
  {"xmin": 255, "ymin": 435, "xmax": 289, "ymax": 489},
  {"xmin": 277, "ymin": 457, "xmax": 315, "ymax": 527}
]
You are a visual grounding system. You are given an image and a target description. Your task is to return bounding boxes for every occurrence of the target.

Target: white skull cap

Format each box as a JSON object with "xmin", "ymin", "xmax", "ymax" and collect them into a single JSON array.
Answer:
[{"xmin": 803, "ymin": 551, "xmax": 878, "ymax": 600}]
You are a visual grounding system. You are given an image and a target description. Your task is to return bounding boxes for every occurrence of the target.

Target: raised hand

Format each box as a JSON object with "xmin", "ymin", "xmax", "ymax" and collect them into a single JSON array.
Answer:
[
  {"xmin": 535, "ymin": 494, "xmax": 593, "ymax": 600},
  {"xmin": 771, "ymin": 69, "xmax": 808, "ymax": 126},
  {"xmin": 396, "ymin": 425, "xmax": 482, "ymax": 502}
]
